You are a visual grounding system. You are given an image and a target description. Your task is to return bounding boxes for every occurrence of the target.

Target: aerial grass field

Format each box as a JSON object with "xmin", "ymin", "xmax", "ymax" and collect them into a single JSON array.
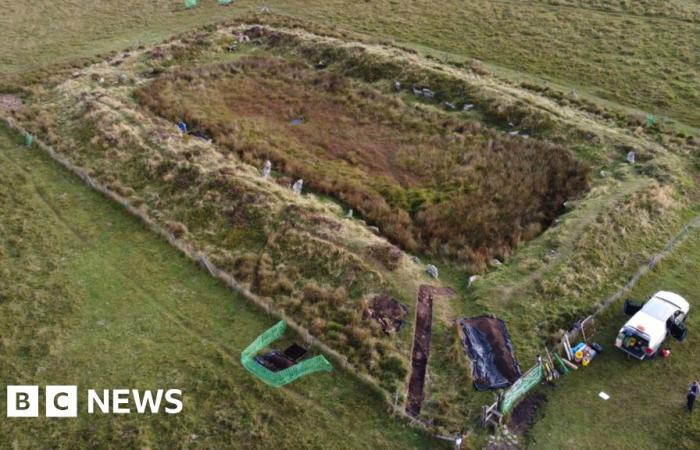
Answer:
[
  {"xmin": 0, "ymin": 126, "xmax": 440, "ymax": 448},
  {"xmin": 1, "ymin": 1, "xmax": 699, "ymax": 449},
  {"xmin": 1, "ymin": 1, "xmax": 698, "ymax": 127}
]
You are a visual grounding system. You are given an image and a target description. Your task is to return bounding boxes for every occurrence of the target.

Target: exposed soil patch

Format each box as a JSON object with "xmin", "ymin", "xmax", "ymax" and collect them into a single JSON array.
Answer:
[
  {"xmin": 406, "ymin": 285, "xmax": 456, "ymax": 417},
  {"xmin": 509, "ymin": 393, "xmax": 546, "ymax": 434},
  {"xmin": 459, "ymin": 316, "xmax": 521, "ymax": 390},
  {"xmin": 365, "ymin": 293, "xmax": 409, "ymax": 334},
  {"xmin": 0, "ymin": 94, "xmax": 23, "ymax": 113}
]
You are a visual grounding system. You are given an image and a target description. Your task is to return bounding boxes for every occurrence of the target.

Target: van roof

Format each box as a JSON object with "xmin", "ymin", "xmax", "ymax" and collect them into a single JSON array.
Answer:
[{"xmin": 652, "ymin": 291, "xmax": 690, "ymax": 314}]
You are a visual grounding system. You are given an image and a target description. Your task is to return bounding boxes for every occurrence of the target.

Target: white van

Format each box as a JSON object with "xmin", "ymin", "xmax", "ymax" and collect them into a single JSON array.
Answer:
[{"xmin": 615, "ymin": 291, "xmax": 689, "ymax": 359}]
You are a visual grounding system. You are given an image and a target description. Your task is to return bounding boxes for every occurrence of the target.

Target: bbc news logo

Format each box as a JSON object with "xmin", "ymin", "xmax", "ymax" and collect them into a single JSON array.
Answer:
[{"xmin": 6, "ymin": 386, "xmax": 183, "ymax": 418}]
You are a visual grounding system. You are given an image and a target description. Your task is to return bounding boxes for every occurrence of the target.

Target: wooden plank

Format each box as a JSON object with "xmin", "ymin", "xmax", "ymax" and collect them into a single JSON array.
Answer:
[{"xmin": 562, "ymin": 358, "xmax": 578, "ymax": 370}]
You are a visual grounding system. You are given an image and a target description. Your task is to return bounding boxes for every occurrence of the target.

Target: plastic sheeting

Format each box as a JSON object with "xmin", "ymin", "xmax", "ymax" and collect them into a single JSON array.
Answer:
[{"xmin": 459, "ymin": 316, "xmax": 521, "ymax": 391}]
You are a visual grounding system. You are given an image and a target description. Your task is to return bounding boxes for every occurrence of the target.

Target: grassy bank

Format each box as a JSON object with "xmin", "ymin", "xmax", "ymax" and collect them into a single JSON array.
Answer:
[{"xmin": 0, "ymin": 126, "xmax": 441, "ymax": 449}]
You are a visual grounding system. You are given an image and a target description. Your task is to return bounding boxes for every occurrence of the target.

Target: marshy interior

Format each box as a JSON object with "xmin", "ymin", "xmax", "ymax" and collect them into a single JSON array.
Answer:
[{"xmin": 138, "ymin": 45, "xmax": 590, "ymax": 270}]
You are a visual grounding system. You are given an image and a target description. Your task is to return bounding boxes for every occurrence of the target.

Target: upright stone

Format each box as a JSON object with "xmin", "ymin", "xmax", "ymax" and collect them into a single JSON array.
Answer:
[
  {"xmin": 261, "ymin": 160, "xmax": 272, "ymax": 179},
  {"xmin": 292, "ymin": 179, "xmax": 303, "ymax": 194}
]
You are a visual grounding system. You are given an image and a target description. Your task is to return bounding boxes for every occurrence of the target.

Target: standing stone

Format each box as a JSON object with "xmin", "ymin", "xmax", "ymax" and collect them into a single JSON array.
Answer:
[
  {"xmin": 292, "ymin": 179, "xmax": 303, "ymax": 194},
  {"xmin": 261, "ymin": 160, "xmax": 272, "ymax": 179},
  {"xmin": 426, "ymin": 264, "xmax": 439, "ymax": 279}
]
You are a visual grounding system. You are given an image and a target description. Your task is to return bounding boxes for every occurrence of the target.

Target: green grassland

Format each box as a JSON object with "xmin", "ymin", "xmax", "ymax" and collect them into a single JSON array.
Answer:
[
  {"xmin": 1, "ymin": 0, "xmax": 698, "ymax": 127},
  {"xmin": 0, "ymin": 0, "xmax": 699, "ymax": 448},
  {"xmin": 9, "ymin": 16, "xmax": 698, "ymax": 439},
  {"xmin": 527, "ymin": 230, "xmax": 700, "ymax": 450},
  {"xmin": 0, "ymin": 126, "xmax": 441, "ymax": 449}
]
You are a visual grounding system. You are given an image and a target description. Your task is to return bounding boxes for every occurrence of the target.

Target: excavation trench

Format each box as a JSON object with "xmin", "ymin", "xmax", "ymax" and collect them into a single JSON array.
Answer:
[{"xmin": 406, "ymin": 285, "xmax": 455, "ymax": 417}]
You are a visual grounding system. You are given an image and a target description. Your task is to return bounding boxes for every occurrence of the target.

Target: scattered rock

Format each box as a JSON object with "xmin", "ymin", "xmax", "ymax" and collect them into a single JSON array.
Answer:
[
  {"xmin": 411, "ymin": 255, "xmax": 421, "ymax": 264},
  {"xmin": 368, "ymin": 225, "xmax": 380, "ymax": 234},
  {"xmin": 261, "ymin": 160, "xmax": 271, "ymax": 179},
  {"xmin": 117, "ymin": 74, "xmax": 129, "ymax": 84},
  {"xmin": 463, "ymin": 103, "xmax": 475, "ymax": 111},
  {"xmin": 345, "ymin": 208, "xmax": 353, "ymax": 219},
  {"xmin": 544, "ymin": 249, "xmax": 560, "ymax": 262},
  {"xmin": 626, "ymin": 151, "xmax": 636, "ymax": 164},
  {"xmin": 177, "ymin": 121, "xmax": 188, "ymax": 134},
  {"xmin": 599, "ymin": 170, "xmax": 607, "ymax": 178},
  {"xmin": 426, "ymin": 264, "xmax": 439, "ymax": 278},
  {"xmin": 444, "ymin": 102, "xmax": 456, "ymax": 110},
  {"xmin": 491, "ymin": 259, "xmax": 502, "ymax": 267},
  {"xmin": 292, "ymin": 179, "xmax": 303, "ymax": 194},
  {"xmin": 468, "ymin": 275, "xmax": 480, "ymax": 287},
  {"xmin": 393, "ymin": 80, "xmax": 401, "ymax": 92},
  {"xmin": 96, "ymin": 320, "xmax": 107, "ymax": 327}
]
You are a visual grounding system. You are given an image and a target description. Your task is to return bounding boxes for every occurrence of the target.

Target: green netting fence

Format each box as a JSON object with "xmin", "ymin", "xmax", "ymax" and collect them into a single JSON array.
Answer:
[
  {"xmin": 499, "ymin": 362, "xmax": 544, "ymax": 414},
  {"xmin": 184, "ymin": 0, "xmax": 197, "ymax": 9},
  {"xmin": 241, "ymin": 321, "xmax": 333, "ymax": 387},
  {"xmin": 25, "ymin": 132, "xmax": 33, "ymax": 147},
  {"xmin": 219, "ymin": 0, "xmax": 233, "ymax": 5}
]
